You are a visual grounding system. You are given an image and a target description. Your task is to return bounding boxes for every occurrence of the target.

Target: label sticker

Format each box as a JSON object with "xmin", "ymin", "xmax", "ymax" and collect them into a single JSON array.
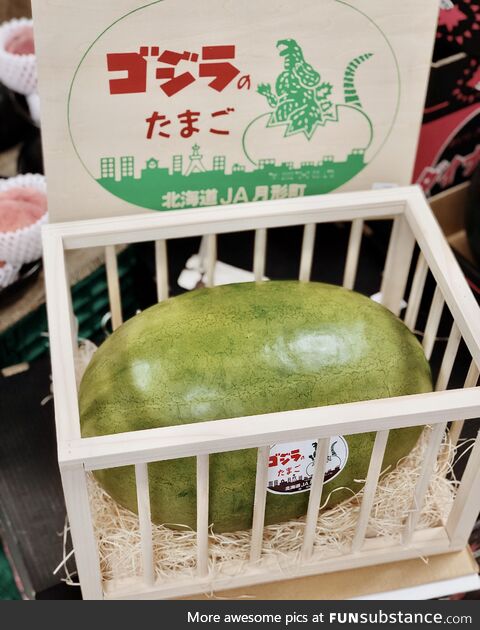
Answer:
[{"xmin": 267, "ymin": 437, "xmax": 349, "ymax": 495}]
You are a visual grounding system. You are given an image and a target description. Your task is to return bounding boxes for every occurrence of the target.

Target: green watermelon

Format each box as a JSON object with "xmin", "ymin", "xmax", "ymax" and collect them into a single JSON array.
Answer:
[{"xmin": 79, "ymin": 281, "xmax": 432, "ymax": 533}]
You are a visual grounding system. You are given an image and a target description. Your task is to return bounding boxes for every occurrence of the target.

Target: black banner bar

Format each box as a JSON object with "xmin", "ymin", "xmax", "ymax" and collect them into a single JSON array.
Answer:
[{"xmin": 1, "ymin": 600, "xmax": 479, "ymax": 630}]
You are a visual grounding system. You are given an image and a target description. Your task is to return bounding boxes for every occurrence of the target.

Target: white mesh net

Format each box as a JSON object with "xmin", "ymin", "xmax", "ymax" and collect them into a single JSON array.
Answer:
[
  {"xmin": 0, "ymin": 173, "xmax": 48, "ymax": 266},
  {"xmin": 0, "ymin": 260, "xmax": 21, "ymax": 289},
  {"xmin": 26, "ymin": 90, "xmax": 41, "ymax": 126},
  {"xmin": 0, "ymin": 18, "xmax": 37, "ymax": 95}
]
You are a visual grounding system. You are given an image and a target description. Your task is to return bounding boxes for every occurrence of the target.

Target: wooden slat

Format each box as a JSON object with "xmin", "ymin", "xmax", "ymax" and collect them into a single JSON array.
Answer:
[
  {"xmin": 205, "ymin": 234, "xmax": 216, "ymax": 288},
  {"xmin": 105, "ymin": 245, "xmax": 123, "ymax": 330},
  {"xmin": 61, "ymin": 468, "xmax": 103, "ymax": 599},
  {"xmin": 154, "ymin": 240, "xmax": 169, "ymax": 302},
  {"xmin": 423, "ymin": 286, "xmax": 444, "ymax": 360},
  {"xmin": 64, "ymin": 255, "xmax": 78, "ymax": 353},
  {"xmin": 299, "ymin": 223, "xmax": 316, "ymax": 282},
  {"xmin": 380, "ymin": 216, "xmax": 416, "ymax": 316},
  {"xmin": 464, "ymin": 359, "xmax": 479, "ymax": 389},
  {"xmin": 63, "ymin": 251, "xmax": 79, "ymax": 388},
  {"xmin": 61, "ymin": 387, "xmax": 480, "ymax": 470},
  {"xmin": 197, "ymin": 235, "xmax": 207, "ymax": 283},
  {"xmin": 446, "ymin": 429, "xmax": 480, "ymax": 548},
  {"xmin": 449, "ymin": 360, "xmax": 480, "ymax": 447},
  {"xmin": 44, "ymin": 236, "xmax": 96, "ymax": 601},
  {"xmin": 253, "ymin": 228, "xmax": 267, "ymax": 282},
  {"xmin": 52, "ymin": 187, "xmax": 407, "ymax": 250},
  {"xmin": 448, "ymin": 420, "xmax": 464, "ymax": 450},
  {"xmin": 435, "ymin": 323, "xmax": 462, "ymax": 391},
  {"xmin": 196, "ymin": 455, "xmax": 210, "ymax": 577},
  {"xmin": 135, "ymin": 463, "xmax": 155, "ymax": 586},
  {"xmin": 404, "ymin": 253, "xmax": 428, "ymax": 330},
  {"xmin": 42, "ymin": 233, "xmax": 81, "ymax": 443},
  {"xmin": 104, "ymin": 527, "xmax": 452, "ymax": 600},
  {"xmin": 301, "ymin": 438, "xmax": 330, "ymax": 560},
  {"xmin": 343, "ymin": 219, "xmax": 363, "ymax": 290},
  {"xmin": 250, "ymin": 446, "xmax": 270, "ymax": 563},
  {"xmin": 351, "ymin": 430, "xmax": 390, "ymax": 552},
  {"xmin": 405, "ymin": 188, "xmax": 480, "ymax": 371},
  {"xmin": 402, "ymin": 422, "xmax": 447, "ymax": 544}
]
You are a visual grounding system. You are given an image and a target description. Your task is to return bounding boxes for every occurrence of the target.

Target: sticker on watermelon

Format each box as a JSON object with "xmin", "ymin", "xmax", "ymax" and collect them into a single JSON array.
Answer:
[{"xmin": 267, "ymin": 436, "xmax": 348, "ymax": 495}]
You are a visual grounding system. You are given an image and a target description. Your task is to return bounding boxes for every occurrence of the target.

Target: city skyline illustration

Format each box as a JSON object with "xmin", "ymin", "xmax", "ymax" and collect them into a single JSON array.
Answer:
[{"xmin": 97, "ymin": 144, "xmax": 366, "ymax": 210}]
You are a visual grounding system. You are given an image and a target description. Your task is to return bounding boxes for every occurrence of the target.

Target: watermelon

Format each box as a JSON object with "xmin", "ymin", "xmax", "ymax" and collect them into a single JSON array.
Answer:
[{"xmin": 79, "ymin": 281, "xmax": 432, "ymax": 532}]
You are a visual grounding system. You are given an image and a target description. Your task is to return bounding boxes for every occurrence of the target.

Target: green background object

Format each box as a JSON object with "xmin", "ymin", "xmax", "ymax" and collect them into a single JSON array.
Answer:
[
  {"xmin": 0, "ymin": 545, "xmax": 20, "ymax": 600},
  {"xmin": 0, "ymin": 248, "xmax": 138, "ymax": 370}
]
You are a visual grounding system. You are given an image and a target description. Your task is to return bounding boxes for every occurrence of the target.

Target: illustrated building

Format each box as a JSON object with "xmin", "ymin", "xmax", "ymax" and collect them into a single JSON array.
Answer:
[
  {"xmin": 120, "ymin": 156, "xmax": 134, "ymax": 178},
  {"xmin": 346, "ymin": 148, "xmax": 365, "ymax": 166},
  {"xmin": 141, "ymin": 157, "xmax": 169, "ymax": 180},
  {"xmin": 258, "ymin": 158, "xmax": 276, "ymax": 169},
  {"xmin": 172, "ymin": 155, "xmax": 183, "ymax": 173},
  {"xmin": 212, "ymin": 156, "xmax": 226, "ymax": 172},
  {"xmin": 100, "ymin": 157, "xmax": 115, "ymax": 179},
  {"xmin": 146, "ymin": 157, "xmax": 159, "ymax": 169},
  {"xmin": 98, "ymin": 144, "xmax": 367, "ymax": 210}
]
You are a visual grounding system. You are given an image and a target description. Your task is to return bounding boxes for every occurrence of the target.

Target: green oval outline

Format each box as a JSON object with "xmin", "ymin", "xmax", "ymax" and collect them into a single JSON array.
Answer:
[{"xmin": 67, "ymin": 0, "xmax": 401, "ymax": 204}]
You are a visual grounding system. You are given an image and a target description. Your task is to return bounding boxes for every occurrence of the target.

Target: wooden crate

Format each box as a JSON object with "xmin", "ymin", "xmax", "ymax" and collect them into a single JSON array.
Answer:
[{"xmin": 42, "ymin": 185, "xmax": 480, "ymax": 600}]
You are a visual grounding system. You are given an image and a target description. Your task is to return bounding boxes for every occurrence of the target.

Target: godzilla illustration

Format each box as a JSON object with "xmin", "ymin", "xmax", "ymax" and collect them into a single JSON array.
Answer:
[
  {"xmin": 257, "ymin": 39, "xmax": 373, "ymax": 139},
  {"xmin": 306, "ymin": 439, "xmax": 343, "ymax": 481}
]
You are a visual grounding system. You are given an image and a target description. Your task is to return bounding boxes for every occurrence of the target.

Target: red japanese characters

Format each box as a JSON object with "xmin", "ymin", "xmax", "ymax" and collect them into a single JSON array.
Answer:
[
  {"xmin": 145, "ymin": 108, "xmax": 235, "ymax": 139},
  {"xmin": 107, "ymin": 45, "xmax": 249, "ymax": 96}
]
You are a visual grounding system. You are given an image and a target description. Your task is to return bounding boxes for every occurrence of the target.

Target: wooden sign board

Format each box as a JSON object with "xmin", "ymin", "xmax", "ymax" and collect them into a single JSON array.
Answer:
[{"xmin": 32, "ymin": 0, "xmax": 439, "ymax": 221}]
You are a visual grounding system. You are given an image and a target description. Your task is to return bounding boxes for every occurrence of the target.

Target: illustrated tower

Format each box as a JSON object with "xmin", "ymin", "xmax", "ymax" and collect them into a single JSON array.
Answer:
[{"xmin": 185, "ymin": 144, "xmax": 207, "ymax": 176}]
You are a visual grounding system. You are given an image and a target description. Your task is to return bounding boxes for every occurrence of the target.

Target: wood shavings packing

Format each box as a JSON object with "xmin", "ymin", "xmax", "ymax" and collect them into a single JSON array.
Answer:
[
  {"xmin": 84, "ymin": 426, "xmax": 457, "ymax": 586},
  {"xmin": 60, "ymin": 342, "xmax": 458, "ymax": 591}
]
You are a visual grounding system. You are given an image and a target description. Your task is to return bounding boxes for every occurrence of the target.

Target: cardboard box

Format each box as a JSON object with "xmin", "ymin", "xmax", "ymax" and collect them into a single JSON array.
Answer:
[
  {"xmin": 424, "ymin": 53, "xmax": 480, "ymax": 124},
  {"xmin": 412, "ymin": 1, "xmax": 480, "ymax": 197},
  {"xmin": 435, "ymin": 1, "xmax": 480, "ymax": 62},
  {"xmin": 413, "ymin": 103, "xmax": 479, "ymax": 197},
  {"xmin": 430, "ymin": 182, "xmax": 480, "ymax": 300}
]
